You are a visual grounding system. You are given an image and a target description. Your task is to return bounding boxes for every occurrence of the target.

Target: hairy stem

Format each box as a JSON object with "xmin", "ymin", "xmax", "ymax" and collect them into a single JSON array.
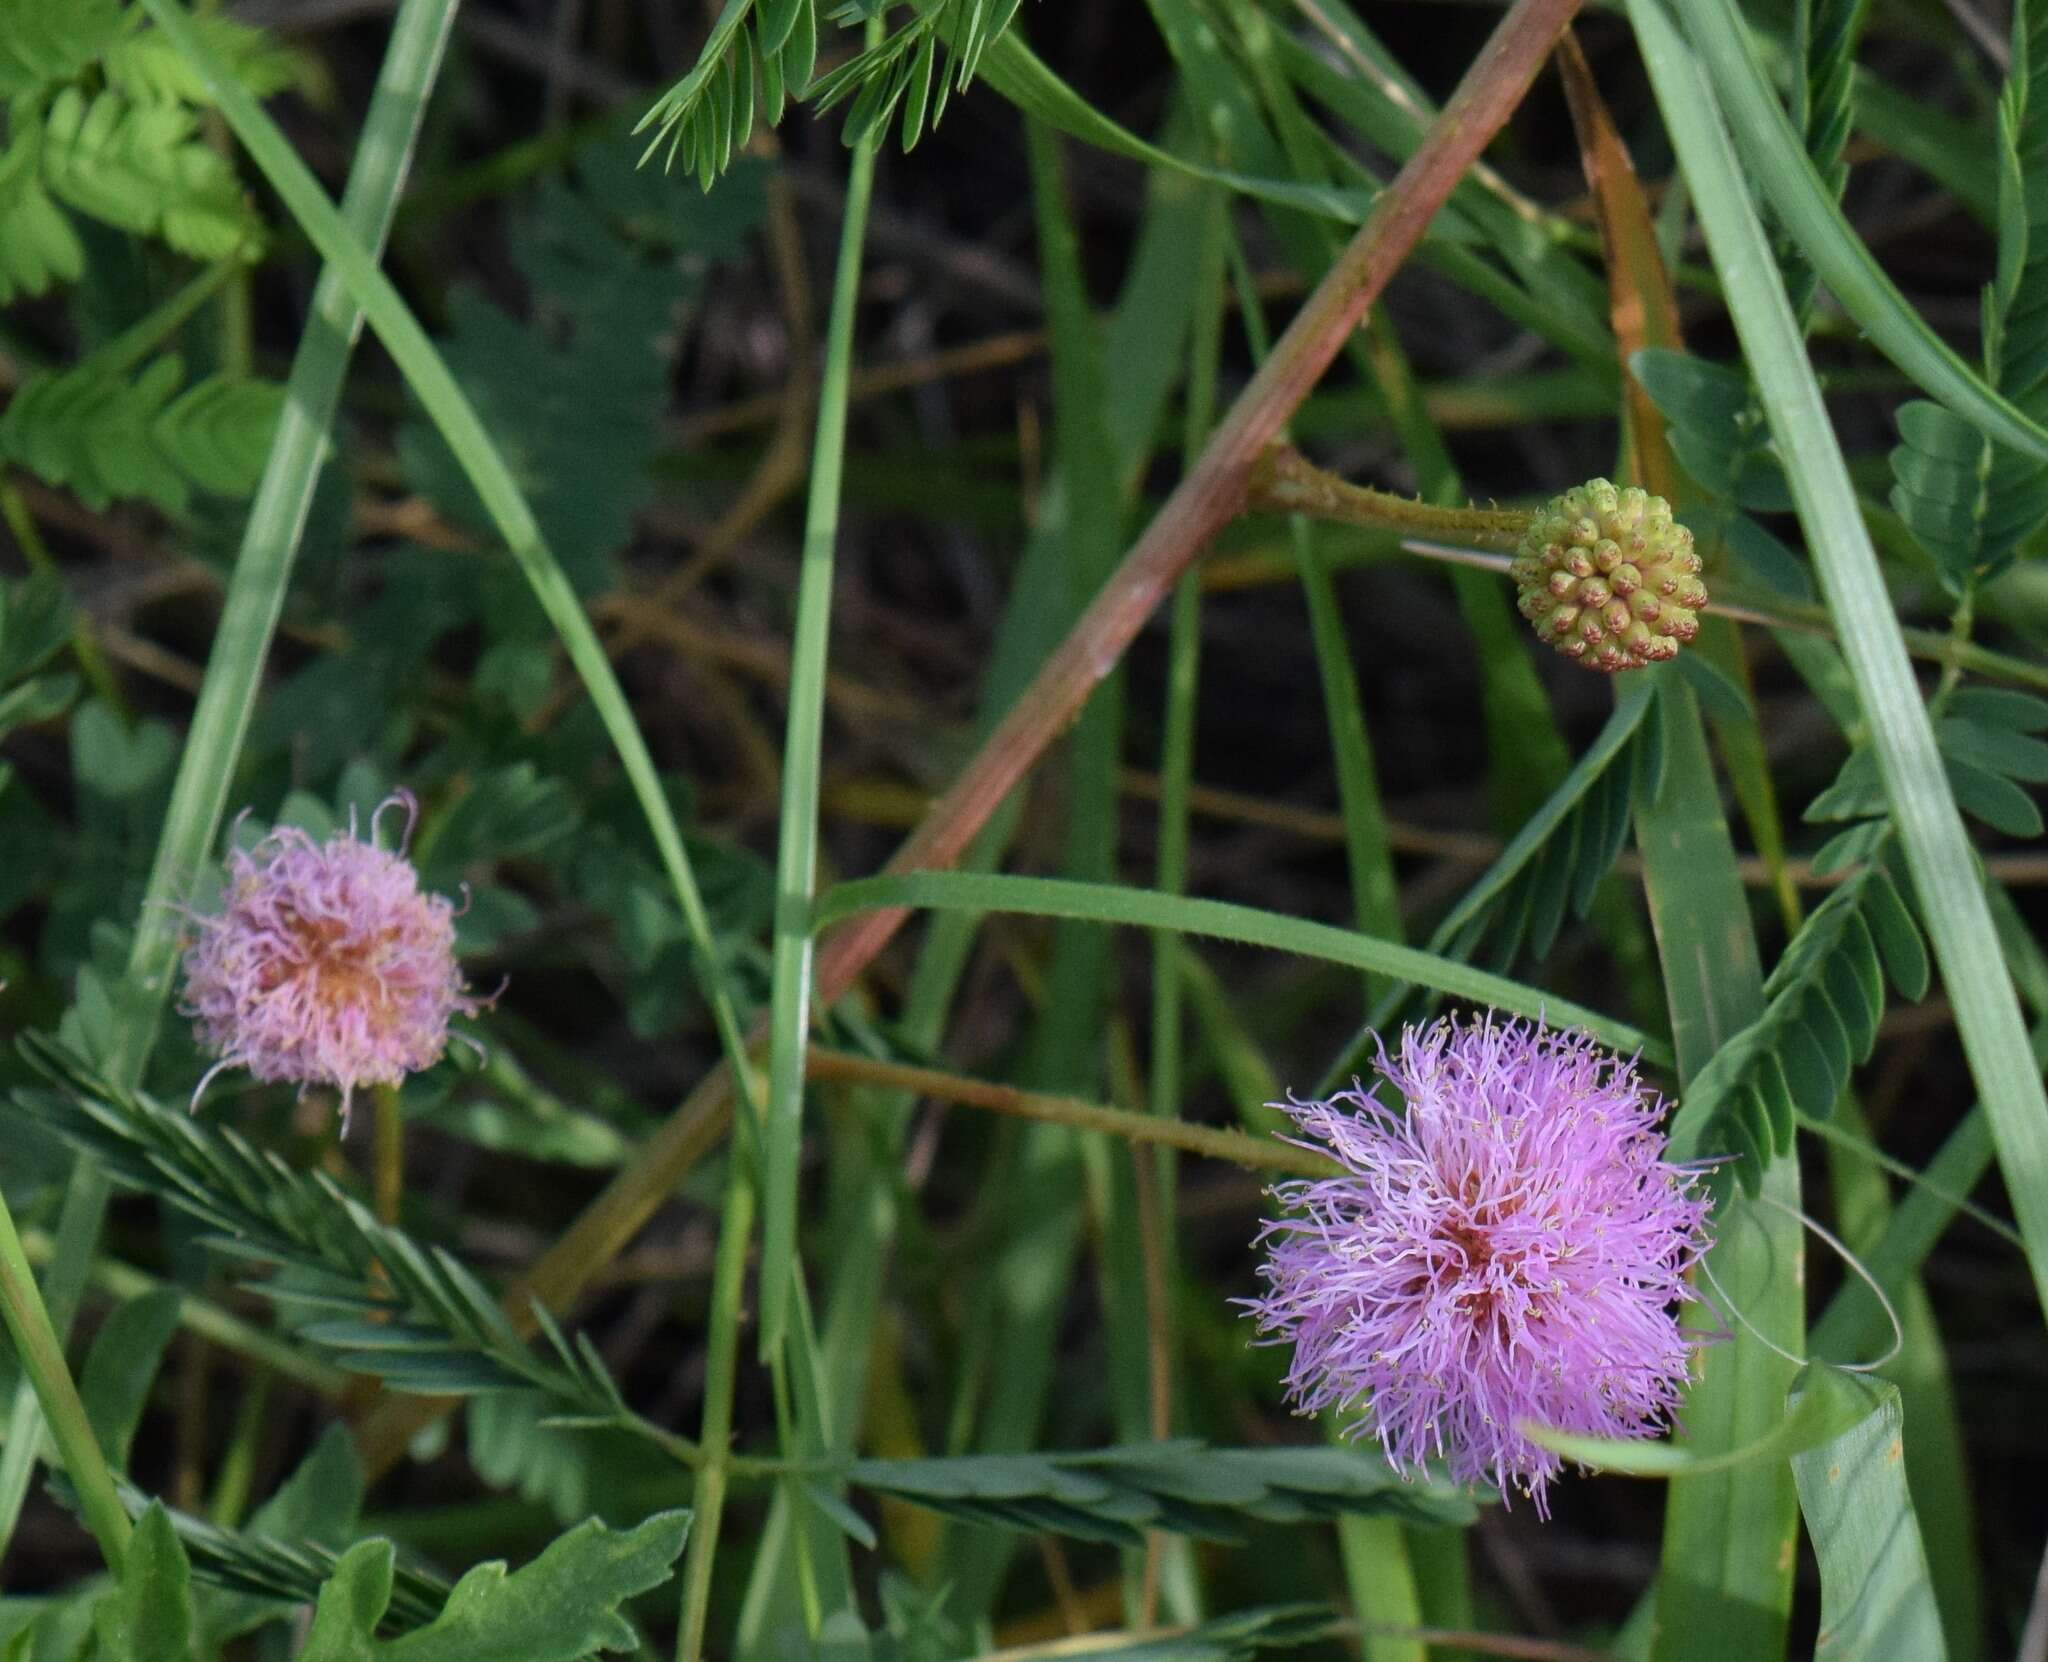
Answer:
[{"xmin": 1248, "ymin": 444, "xmax": 1532, "ymax": 549}]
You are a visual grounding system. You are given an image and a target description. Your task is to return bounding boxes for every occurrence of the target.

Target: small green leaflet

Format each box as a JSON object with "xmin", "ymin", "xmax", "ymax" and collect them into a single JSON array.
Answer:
[
  {"xmin": 843, "ymin": 1442, "xmax": 1479, "ymax": 1545},
  {"xmin": 93, "ymin": 1505, "xmax": 194, "ymax": 1662},
  {"xmin": 299, "ymin": 1511, "xmax": 690, "ymax": 1662}
]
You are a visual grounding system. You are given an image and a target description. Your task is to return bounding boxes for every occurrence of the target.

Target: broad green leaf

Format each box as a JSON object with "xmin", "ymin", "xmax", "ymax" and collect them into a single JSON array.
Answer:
[
  {"xmin": 300, "ymin": 1511, "xmax": 689, "ymax": 1662},
  {"xmin": 1788, "ymin": 1372, "xmax": 1947, "ymax": 1662},
  {"xmin": 80, "ymin": 1289, "xmax": 182, "ymax": 1471},
  {"xmin": 92, "ymin": 1504, "xmax": 193, "ymax": 1662}
]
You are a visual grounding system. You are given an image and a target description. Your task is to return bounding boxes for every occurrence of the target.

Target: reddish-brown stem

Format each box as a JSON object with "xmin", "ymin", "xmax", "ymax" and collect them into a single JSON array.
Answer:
[
  {"xmin": 353, "ymin": 0, "xmax": 1584, "ymax": 1479},
  {"xmin": 811, "ymin": 0, "xmax": 1583, "ymax": 995}
]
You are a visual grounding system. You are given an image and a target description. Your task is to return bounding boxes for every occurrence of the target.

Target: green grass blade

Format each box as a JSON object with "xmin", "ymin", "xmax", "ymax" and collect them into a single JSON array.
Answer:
[
  {"xmin": 814, "ymin": 872, "xmax": 1663, "ymax": 1061},
  {"xmin": 1628, "ymin": 674, "xmax": 1802, "ymax": 1662},
  {"xmin": 1824, "ymin": 1094, "xmax": 1983, "ymax": 1661},
  {"xmin": 136, "ymin": 0, "xmax": 761, "ymax": 1114},
  {"xmin": 1678, "ymin": 0, "xmax": 2048, "ymax": 461},
  {"xmin": 0, "ymin": 0, "xmax": 457, "ymax": 1563},
  {"xmin": 1645, "ymin": 0, "xmax": 2048, "ymax": 1329},
  {"xmin": 1788, "ymin": 1373, "xmax": 1948, "ymax": 1662},
  {"xmin": 756, "ymin": 106, "xmax": 880, "ymax": 1366}
]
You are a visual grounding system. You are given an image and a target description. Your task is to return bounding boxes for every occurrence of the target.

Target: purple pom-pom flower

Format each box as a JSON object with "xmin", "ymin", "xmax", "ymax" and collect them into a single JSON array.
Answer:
[
  {"xmin": 1243, "ymin": 1016, "xmax": 1712, "ymax": 1515},
  {"xmin": 180, "ymin": 793, "xmax": 486, "ymax": 1128}
]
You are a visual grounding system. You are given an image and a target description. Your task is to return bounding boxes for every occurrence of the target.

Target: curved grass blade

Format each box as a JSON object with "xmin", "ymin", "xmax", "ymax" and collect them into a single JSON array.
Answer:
[
  {"xmin": 814, "ymin": 871, "xmax": 1664, "ymax": 1062},
  {"xmin": 1526, "ymin": 1362, "xmax": 1869, "ymax": 1479}
]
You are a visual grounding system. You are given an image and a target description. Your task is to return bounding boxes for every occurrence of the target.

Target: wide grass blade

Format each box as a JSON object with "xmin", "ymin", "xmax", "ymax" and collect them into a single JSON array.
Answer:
[
  {"xmin": 815, "ymin": 871, "xmax": 1663, "ymax": 1061},
  {"xmin": 1789, "ymin": 1373, "xmax": 1948, "ymax": 1662},
  {"xmin": 1638, "ymin": 0, "xmax": 2048, "ymax": 1332},
  {"xmin": 1630, "ymin": 675, "xmax": 1802, "ymax": 1662}
]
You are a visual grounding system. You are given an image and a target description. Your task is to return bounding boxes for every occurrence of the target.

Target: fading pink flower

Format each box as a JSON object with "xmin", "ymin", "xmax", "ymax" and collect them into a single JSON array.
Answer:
[
  {"xmin": 180, "ymin": 794, "xmax": 485, "ymax": 1127},
  {"xmin": 1243, "ymin": 1016, "xmax": 1712, "ymax": 1515}
]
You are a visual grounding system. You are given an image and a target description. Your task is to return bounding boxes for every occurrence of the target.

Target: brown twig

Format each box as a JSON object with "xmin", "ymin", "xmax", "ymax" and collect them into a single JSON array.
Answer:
[
  {"xmin": 812, "ymin": 0, "xmax": 1584, "ymax": 993},
  {"xmin": 351, "ymin": 0, "xmax": 1585, "ymax": 1478}
]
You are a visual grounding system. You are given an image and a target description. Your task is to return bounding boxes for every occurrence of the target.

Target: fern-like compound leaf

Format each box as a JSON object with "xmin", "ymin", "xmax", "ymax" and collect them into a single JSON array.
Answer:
[
  {"xmin": 8, "ymin": 1034, "xmax": 633, "ymax": 1426},
  {"xmin": 0, "ymin": 0, "xmax": 124, "ymax": 97},
  {"xmin": 1890, "ymin": 0, "xmax": 2048, "ymax": 593},
  {"xmin": 101, "ymin": 13, "xmax": 312, "ymax": 107},
  {"xmin": 639, "ymin": 0, "xmax": 1026, "ymax": 183},
  {"xmin": 0, "ymin": 123, "xmax": 85, "ymax": 302},
  {"xmin": 41, "ymin": 86, "xmax": 262, "ymax": 260},
  {"xmin": 845, "ymin": 1441, "xmax": 1478, "ymax": 1546},
  {"xmin": 1669, "ymin": 863, "xmax": 1930, "ymax": 1192},
  {"xmin": 0, "ymin": 356, "xmax": 281, "ymax": 513}
]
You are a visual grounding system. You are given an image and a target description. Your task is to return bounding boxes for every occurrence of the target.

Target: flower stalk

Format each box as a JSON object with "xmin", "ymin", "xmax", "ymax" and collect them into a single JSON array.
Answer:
[{"xmin": 1248, "ymin": 444, "xmax": 1532, "ymax": 550}]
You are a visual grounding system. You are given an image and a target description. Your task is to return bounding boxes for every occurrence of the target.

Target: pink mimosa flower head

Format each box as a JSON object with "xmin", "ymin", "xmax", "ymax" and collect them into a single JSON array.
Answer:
[
  {"xmin": 180, "ymin": 792, "xmax": 486, "ymax": 1129},
  {"xmin": 1243, "ymin": 1016, "xmax": 1712, "ymax": 1516}
]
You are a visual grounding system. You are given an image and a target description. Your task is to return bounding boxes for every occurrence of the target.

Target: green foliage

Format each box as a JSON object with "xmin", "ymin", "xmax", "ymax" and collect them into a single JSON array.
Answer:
[
  {"xmin": 0, "ymin": 0, "xmax": 124, "ymax": 98},
  {"xmin": 398, "ymin": 140, "xmax": 767, "ymax": 594},
  {"xmin": 1808, "ymin": 688, "xmax": 2048, "ymax": 845},
  {"xmin": 811, "ymin": 0, "xmax": 1026, "ymax": 152},
  {"xmin": 844, "ymin": 1442, "xmax": 1479, "ymax": 1545},
  {"xmin": 100, "ymin": 13, "xmax": 310, "ymax": 108},
  {"xmin": 0, "ymin": 573, "xmax": 79, "ymax": 749},
  {"xmin": 1886, "ymin": 399, "xmax": 2048, "ymax": 595},
  {"xmin": 38, "ymin": 88, "xmax": 259, "ymax": 259},
  {"xmin": 0, "ymin": 1, "xmax": 286, "ymax": 303},
  {"xmin": 1426, "ymin": 685, "xmax": 1654, "ymax": 980},
  {"xmin": 299, "ymin": 1510, "xmax": 689, "ymax": 1662},
  {"xmin": 0, "ymin": 356, "xmax": 281, "ymax": 513},
  {"xmin": 194, "ymin": 1426, "xmax": 370, "ymax": 1643},
  {"xmin": 144, "ymin": 1455, "xmax": 449, "ymax": 1636},
  {"xmin": 1787, "ymin": 1371, "xmax": 1947, "ymax": 1662},
  {"xmin": 1780, "ymin": 0, "xmax": 1872, "ymax": 329},
  {"xmin": 637, "ymin": 0, "xmax": 1026, "ymax": 185},
  {"xmin": 1884, "ymin": 0, "xmax": 2048, "ymax": 595},
  {"xmin": 92, "ymin": 1504, "xmax": 193, "ymax": 1662},
  {"xmin": 6, "ymin": 3, "xmax": 2047, "ymax": 1658},
  {"xmin": 1632, "ymin": 347, "xmax": 1791, "ymax": 512},
  {"xmin": 0, "ymin": 124, "xmax": 85, "ymax": 302},
  {"xmin": 79, "ymin": 1289, "xmax": 181, "ymax": 1471},
  {"xmin": 8, "ymin": 1035, "xmax": 633, "ymax": 1421},
  {"xmin": 1668, "ymin": 863, "xmax": 1928, "ymax": 1187}
]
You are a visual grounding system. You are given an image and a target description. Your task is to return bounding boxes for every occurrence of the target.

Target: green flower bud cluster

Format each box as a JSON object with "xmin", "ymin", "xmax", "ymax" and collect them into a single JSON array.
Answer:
[{"xmin": 1512, "ymin": 480, "xmax": 1705, "ymax": 673}]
